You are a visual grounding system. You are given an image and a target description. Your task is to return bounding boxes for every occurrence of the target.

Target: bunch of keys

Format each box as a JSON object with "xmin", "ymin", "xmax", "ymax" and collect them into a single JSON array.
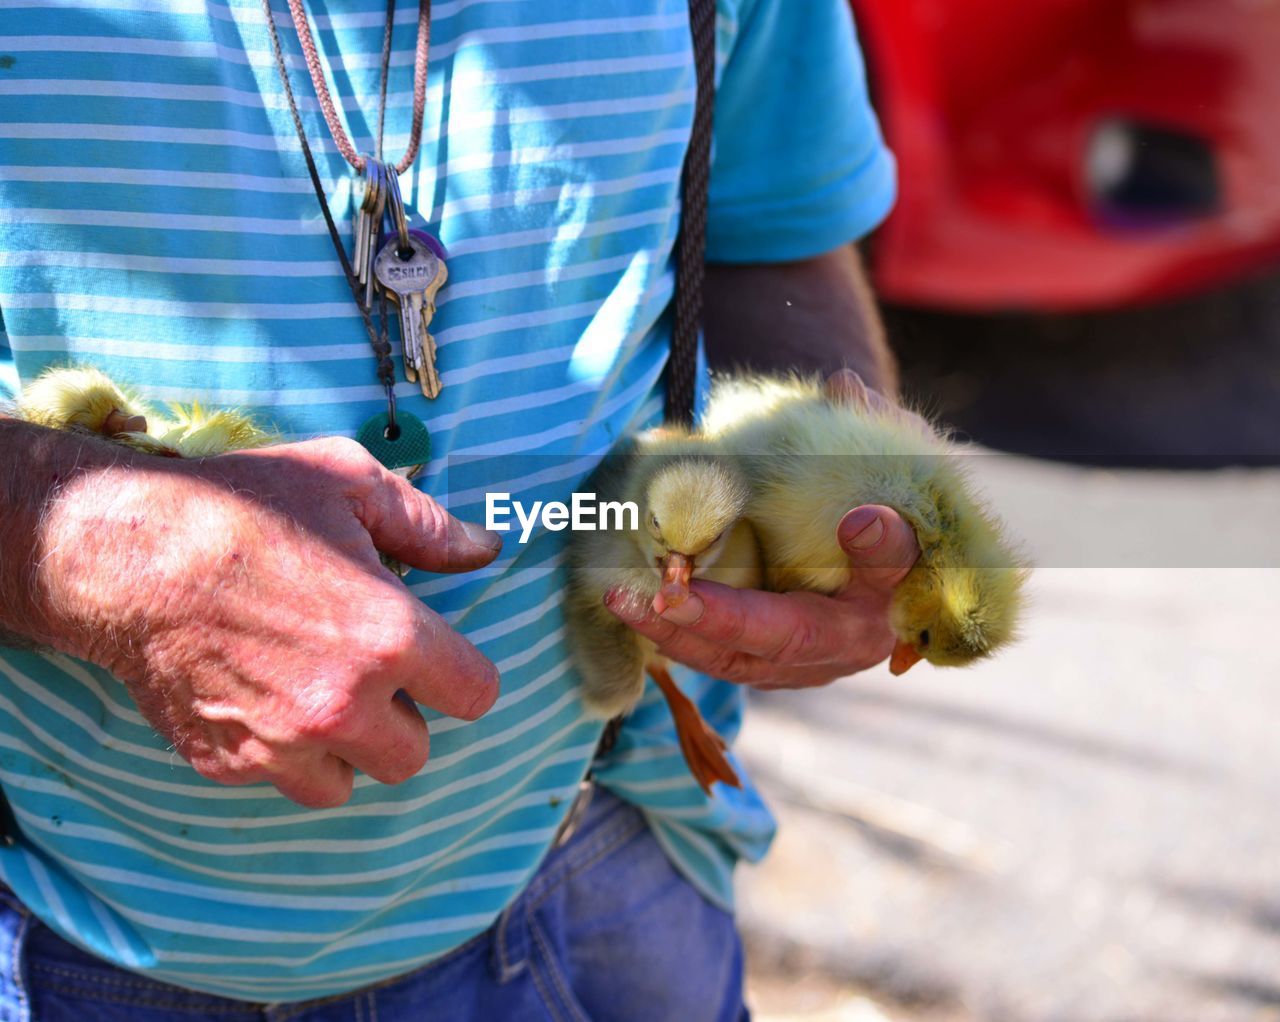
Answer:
[
  {"xmin": 352, "ymin": 155, "xmax": 449, "ymax": 399},
  {"xmin": 372, "ymin": 171, "xmax": 449, "ymax": 398},
  {"xmin": 349, "ymin": 158, "xmax": 444, "ymax": 538}
]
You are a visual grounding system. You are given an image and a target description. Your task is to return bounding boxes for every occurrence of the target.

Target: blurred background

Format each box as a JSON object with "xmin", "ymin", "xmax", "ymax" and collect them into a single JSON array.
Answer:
[{"xmin": 739, "ymin": 2, "xmax": 1280, "ymax": 1019}]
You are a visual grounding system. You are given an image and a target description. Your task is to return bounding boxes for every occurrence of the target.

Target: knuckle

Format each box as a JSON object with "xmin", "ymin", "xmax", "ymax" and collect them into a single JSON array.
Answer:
[
  {"xmin": 318, "ymin": 434, "xmax": 369, "ymax": 464},
  {"xmin": 315, "ymin": 436, "xmax": 380, "ymax": 484},
  {"xmin": 188, "ymin": 752, "xmax": 261, "ymax": 788},
  {"xmin": 364, "ymin": 601, "xmax": 421, "ymax": 669},
  {"xmin": 409, "ymin": 491, "xmax": 452, "ymax": 544},
  {"xmin": 701, "ymin": 604, "xmax": 747, "ymax": 647},
  {"xmin": 379, "ymin": 735, "xmax": 429, "ymax": 784},
  {"xmin": 771, "ymin": 616, "xmax": 821, "ymax": 663},
  {"xmin": 704, "ymin": 646, "xmax": 750, "ymax": 681},
  {"xmin": 644, "ymin": 616, "xmax": 681, "ymax": 645},
  {"xmin": 295, "ymin": 682, "xmax": 365, "ymax": 742},
  {"xmin": 289, "ymin": 779, "xmax": 352, "ymax": 810}
]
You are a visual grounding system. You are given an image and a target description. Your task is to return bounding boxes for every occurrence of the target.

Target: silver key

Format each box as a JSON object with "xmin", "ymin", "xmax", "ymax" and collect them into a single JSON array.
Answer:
[
  {"xmin": 362, "ymin": 161, "xmax": 387, "ymax": 308},
  {"xmin": 375, "ymin": 235, "xmax": 446, "ymax": 398},
  {"xmin": 353, "ymin": 158, "xmax": 378, "ymax": 285}
]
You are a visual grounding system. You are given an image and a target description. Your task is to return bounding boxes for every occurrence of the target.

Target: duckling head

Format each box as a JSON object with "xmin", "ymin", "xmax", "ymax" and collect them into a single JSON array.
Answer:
[
  {"xmin": 639, "ymin": 458, "xmax": 749, "ymax": 609},
  {"xmin": 887, "ymin": 511, "xmax": 1028, "ymax": 675},
  {"xmin": 18, "ymin": 366, "xmax": 149, "ymax": 438}
]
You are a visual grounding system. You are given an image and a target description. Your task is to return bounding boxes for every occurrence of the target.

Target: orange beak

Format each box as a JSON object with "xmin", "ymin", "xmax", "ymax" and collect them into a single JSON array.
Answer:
[
  {"xmin": 659, "ymin": 553, "xmax": 694, "ymax": 607},
  {"xmin": 889, "ymin": 639, "xmax": 924, "ymax": 676},
  {"xmin": 102, "ymin": 408, "xmax": 148, "ymax": 436}
]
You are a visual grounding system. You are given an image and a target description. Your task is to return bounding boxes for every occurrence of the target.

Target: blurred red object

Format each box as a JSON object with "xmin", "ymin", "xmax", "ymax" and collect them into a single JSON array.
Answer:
[{"xmin": 853, "ymin": 0, "xmax": 1280, "ymax": 310}]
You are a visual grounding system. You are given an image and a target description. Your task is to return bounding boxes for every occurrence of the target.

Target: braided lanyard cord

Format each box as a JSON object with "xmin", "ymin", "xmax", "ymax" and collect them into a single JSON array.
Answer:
[
  {"xmin": 284, "ymin": 0, "xmax": 431, "ymax": 174},
  {"xmin": 663, "ymin": 0, "xmax": 716, "ymax": 429}
]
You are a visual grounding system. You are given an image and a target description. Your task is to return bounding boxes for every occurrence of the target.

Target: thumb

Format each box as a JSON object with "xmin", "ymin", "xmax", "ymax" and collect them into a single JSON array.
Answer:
[
  {"xmin": 838, "ymin": 504, "xmax": 920, "ymax": 594},
  {"xmin": 359, "ymin": 469, "xmax": 503, "ymax": 574}
]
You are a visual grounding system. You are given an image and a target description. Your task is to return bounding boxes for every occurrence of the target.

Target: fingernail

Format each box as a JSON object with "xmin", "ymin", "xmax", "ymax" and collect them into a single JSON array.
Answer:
[
  {"xmin": 845, "ymin": 514, "xmax": 885, "ymax": 550},
  {"xmin": 605, "ymin": 588, "xmax": 646, "ymax": 623},
  {"xmin": 660, "ymin": 593, "xmax": 704, "ymax": 626},
  {"xmin": 462, "ymin": 520, "xmax": 503, "ymax": 552},
  {"xmin": 465, "ymin": 668, "xmax": 500, "ymax": 719}
]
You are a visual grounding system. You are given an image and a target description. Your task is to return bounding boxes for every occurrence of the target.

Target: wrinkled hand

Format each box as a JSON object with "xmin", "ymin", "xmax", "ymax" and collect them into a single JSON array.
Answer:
[
  {"xmin": 606, "ymin": 504, "xmax": 919, "ymax": 688},
  {"xmin": 604, "ymin": 370, "xmax": 922, "ymax": 689},
  {"xmin": 37, "ymin": 436, "xmax": 502, "ymax": 807}
]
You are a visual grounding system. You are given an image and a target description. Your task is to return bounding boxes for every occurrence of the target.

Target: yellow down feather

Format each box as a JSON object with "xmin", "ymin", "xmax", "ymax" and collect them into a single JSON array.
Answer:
[{"xmin": 703, "ymin": 374, "xmax": 1028, "ymax": 668}]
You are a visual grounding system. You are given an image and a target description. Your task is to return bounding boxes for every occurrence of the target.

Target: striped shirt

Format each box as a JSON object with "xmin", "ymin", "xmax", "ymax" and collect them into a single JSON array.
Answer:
[{"xmin": 0, "ymin": 0, "xmax": 894, "ymax": 1002}]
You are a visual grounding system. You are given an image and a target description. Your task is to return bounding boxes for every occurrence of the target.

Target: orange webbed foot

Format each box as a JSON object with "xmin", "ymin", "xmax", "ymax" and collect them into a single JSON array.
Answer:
[{"xmin": 648, "ymin": 664, "xmax": 741, "ymax": 795}]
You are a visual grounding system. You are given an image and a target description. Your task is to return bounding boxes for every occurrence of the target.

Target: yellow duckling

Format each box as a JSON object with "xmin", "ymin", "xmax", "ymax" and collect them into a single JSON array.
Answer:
[
  {"xmin": 566, "ymin": 428, "xmax": 763, "ymax": 793},
  {"xmin": 703, "ymin": 374, "xmax": 1027, "ymax": 675},
  {"xmin": 15, "ymin": 365, "xmax": 276, "ymax": 457}
]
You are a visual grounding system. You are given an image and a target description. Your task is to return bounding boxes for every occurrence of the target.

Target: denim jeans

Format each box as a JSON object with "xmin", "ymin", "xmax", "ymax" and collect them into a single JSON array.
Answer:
[{"xmin": 0, "ymin": 787, "xmax": 748, "ymax": 1021}]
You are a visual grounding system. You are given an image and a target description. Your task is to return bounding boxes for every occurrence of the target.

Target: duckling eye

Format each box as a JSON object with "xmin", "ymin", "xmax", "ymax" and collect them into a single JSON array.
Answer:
[
  {"xmin": 647, "ymin": 512, "xmax": 661, "ymax": 535},
  {"xmin": 919, "ymin": 629, "xmax": 930, "ymax": 647}
]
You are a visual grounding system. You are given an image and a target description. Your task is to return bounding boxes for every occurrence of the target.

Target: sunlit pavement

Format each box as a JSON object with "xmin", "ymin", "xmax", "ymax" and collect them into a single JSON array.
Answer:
[{"xmin": 737, "ymin": 454, "xmax": 1280, "ymax": 1022}]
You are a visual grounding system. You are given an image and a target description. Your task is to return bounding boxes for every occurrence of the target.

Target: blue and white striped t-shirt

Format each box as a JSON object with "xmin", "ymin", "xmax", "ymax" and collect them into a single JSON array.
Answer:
[{"xmin": 0, "ymin": 0, "xmax": 895, "ymax": 1002}]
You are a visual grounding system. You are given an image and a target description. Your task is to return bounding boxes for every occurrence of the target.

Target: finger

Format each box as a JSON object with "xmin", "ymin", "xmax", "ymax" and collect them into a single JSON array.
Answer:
[
  {"xmin": 606, "ymin": 583, "xmax": 895, "ymax": 673},
  {"xmin": 643, "ymin": 611, "xmax": 855, "ymax": 686},
  {"xmin": 272, "ymin": 753, "xmax": 355, "ymax": 809},
  {"xmin": 608, "ymin": 593, "xmax": 835, "ymax": 683},
  {"xmin": 655, "ymin": 580, "xmax": 895, "ymax": 667},
  {"xmin": 838, "ymin": 505, "xmax": 921, "ymax": 595},
  {"xmin": 356, "ymin": 465, "xmax": 502, "ymax": 575},
  {"xmin": 824, "ymin": 368, "xmax": 872, "ymax": 409},
  {"xmin": 329, "ymin": 695, "xmax": 430, "ymax": 786},
  {"xmin": 396, "ymin": 604, "xmax": 500, "ymax": 721},
  {"xmin": 185, "ymin": 725, "xmax": 358, "ymax": 808},
  {"xmin": 824, "ymin": 371, "xmax": 934, "ymax": 440}
]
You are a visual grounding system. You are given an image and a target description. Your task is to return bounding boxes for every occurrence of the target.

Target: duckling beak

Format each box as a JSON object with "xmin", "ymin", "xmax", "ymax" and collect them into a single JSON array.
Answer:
[
  {"xmin": 889, "ymin": 639, "xmax": 923, "ymax": 675},
  {"xmin": 659, "ymin": 553, "xmax": 694, "ymax": 607},
  {"xmin": 102, "ymin": 408, "xmax": 148, "ymax": 436}
]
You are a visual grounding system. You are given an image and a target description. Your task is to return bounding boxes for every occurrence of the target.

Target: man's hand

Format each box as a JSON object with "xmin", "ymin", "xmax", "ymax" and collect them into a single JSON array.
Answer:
[
  {"xmin": 604, "ymin": 503, "xmax": 919, "ymax": 689},
  {"xmin": 27, "ymin": 433, "xmax": 501, "ymax": 808}
]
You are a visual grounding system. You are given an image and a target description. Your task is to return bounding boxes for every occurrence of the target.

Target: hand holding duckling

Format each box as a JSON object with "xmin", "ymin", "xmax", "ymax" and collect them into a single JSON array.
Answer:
[
  {"xmin": 605, "ymin": 498, "xmax": 919, "ymax": 692},
  {"xmin": 582, "ymin": 368, "xmax": 1025, "ymax": 794},
  {"xmin": 603, "ymin": 371, "xmax": 924, "ymax": 693}
]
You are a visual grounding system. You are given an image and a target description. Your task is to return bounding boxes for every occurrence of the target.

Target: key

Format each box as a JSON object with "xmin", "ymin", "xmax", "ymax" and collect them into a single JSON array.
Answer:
[
  {"xmin": 362, "ymin": 161, "xmax": 387, "ymax": 308},
  {"xmin": 353, "ymin": 158, "xmax": 378, "ymax": 286},
  {"xmin": 409, "ymin": 229, "xmax": 448, "ymax": 397},
  {"xmin": 374, "ymin": 234, "xmax": 447, "ymax": 397},
  {"xmin": 379, "ymin": 165, "xmax": 415, "ymax": 380},
  {"xmin": 416, "ymin": 278, "xmax": 446, "ymax": 394},
  {"xmin": 352, "ymin": 162, "xmax": 367, "ymax": 281}
]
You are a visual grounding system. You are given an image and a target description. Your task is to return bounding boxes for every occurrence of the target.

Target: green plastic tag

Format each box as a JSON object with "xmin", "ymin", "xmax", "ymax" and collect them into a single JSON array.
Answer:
[{"xmin": 356, "ymin": 411, "xmax": 431, "ymax": 470}]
